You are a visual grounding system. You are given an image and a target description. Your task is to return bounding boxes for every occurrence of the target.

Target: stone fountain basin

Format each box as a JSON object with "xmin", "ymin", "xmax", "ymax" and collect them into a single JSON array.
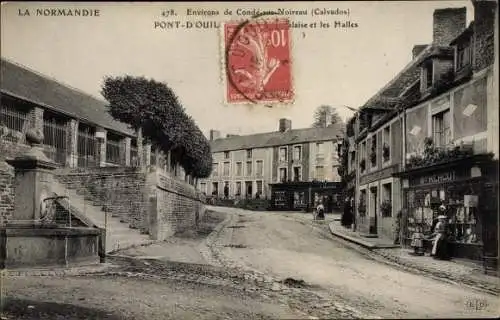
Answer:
[{"xmin": 0, "ymin": 225, "xmax": 102, "ymax": 269}]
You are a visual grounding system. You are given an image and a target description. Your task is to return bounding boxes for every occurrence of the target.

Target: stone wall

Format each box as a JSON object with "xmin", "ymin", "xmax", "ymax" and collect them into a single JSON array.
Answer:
[
  {"xmin": 149, "ymin": 169, "xmax": 206, "ymax": 240},
  {"xmin": 0, "ymin": 139, "xmax": 30, "ymax": 225},
  {"xmin": 56, "ymin": 167, "xmax": 150, "ymax": 232},
  {"xmin": 55, "ymin": 166, "xmax": 204, "ymax": 241}
]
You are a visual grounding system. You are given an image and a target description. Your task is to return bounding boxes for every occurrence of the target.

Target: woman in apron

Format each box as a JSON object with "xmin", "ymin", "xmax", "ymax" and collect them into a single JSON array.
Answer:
[{"xmin": 431, "ymin": 214, "xmax": 450, "ymax": 260}]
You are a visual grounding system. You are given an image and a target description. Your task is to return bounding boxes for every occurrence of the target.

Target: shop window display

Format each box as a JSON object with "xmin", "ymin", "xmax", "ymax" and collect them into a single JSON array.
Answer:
[{"xmin": 405, "ymin": 186, "xmax": 481, "ymax": 245}]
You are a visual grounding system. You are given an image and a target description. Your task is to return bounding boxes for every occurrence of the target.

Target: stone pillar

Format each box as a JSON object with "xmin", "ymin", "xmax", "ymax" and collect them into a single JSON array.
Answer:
[
  {"xmin": 6, "ymin": 130, "xmax": 58, "ymax": 224},
  {"xmin": 29, "ymin": 107, "xmax": 44, "ymax": 135},
  {"xmin": 124, "ymin": 137, "xmax": 132, "ymax": 166},
  {"xmin": 96, "ymin": 128, "xmax": 107, "ymax": 167},
  {"xmin": 144, "ymin": 144, "xmax": 152, "ymax": 167},
  {"xmin": 66, "ymin": 119, "xmax": 78, "ymax": 168},
  {"xmin": 136, "ymin": 128, "xmax": 144, "ymax": 167}
]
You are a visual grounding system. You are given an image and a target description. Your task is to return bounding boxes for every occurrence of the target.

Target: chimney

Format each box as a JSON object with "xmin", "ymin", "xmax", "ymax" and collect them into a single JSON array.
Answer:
[
  {"xmin": 412, "ymin": 44, "xmax": 428, "ymax": 59},
  {"xmin": 472, "ymin": 0, "xmax": 497, "ymax": 72},
  {"xmin": 433, "ymin": 7, "xmax": 467, "ymax": 46},
  {"xmin": 209, "ymin": 129, "xmax": 221, "ymax": 141},
  {"xmin": 278, "ymin": 118, "xmax": 292, "ymax": 132}
]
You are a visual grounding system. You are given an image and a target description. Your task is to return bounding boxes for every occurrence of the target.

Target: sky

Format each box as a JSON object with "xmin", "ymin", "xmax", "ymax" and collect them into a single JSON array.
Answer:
[{"xmin": 1, "ymin": 1, "xmax": 474, "ymax": 138}]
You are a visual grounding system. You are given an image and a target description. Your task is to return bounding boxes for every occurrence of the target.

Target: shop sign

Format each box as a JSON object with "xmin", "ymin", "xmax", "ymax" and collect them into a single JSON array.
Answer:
[{"xmin": 412, "ymin": 171, "xmax": 456, "ymax": 186}]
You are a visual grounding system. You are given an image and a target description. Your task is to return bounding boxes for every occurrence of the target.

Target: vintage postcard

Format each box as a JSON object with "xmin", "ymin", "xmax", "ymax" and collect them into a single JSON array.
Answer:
[{"xmin": 0, "ymin": 1, "xmax": 499, "ymax": 319}]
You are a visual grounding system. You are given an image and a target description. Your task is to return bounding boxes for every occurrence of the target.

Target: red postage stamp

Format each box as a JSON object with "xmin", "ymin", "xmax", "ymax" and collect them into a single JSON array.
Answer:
[{"xmin": 224, "ymin": 18, "xmax": 293, "ymax": 104}]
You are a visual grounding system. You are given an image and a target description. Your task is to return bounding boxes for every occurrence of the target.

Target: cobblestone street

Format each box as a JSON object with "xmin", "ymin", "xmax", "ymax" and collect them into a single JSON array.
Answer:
[{"xmin": 2, "ymin": 208, "xmax": 498, "ymax": 319}]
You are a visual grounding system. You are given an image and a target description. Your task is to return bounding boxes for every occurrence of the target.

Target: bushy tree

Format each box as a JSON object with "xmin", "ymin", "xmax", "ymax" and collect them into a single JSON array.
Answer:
[
  {"xmin": 311, "ymin": 105, "xmax": 343, "ymax": 128},
  {"xmin": 101, "ymin": 76, "xmax": 212, "ymax": 178}
]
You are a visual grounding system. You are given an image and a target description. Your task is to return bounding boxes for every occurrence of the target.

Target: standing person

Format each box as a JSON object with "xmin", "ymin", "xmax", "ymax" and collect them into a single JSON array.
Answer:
[
  {"xmin": 431, "ymin": 213, "xmax": 450, "ymax": 260},
  {"xmin": 342, "ymin": 197, "xmax": 352, "ymax": 228}
]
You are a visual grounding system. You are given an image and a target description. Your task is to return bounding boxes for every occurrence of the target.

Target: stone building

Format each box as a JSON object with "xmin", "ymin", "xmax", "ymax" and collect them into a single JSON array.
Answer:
[
  {"xmin": 1, "ymin": 58, "xmax": 205, "ymax": 253},
  {"xmin": 198, "ymin": 118, "xmax": 344, "ymax": 211},
  {"xmin": 344, "ymin": 1, "xmax": 498, "ymax": 262}
]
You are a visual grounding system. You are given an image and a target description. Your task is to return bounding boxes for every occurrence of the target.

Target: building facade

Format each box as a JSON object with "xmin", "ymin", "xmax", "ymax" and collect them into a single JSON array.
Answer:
[
  {"xmin": 345, "ymin": 1, "xmax": 498, "ymax": 262},
  {"xmin": 0, "ymin": 58, "xmax": 196, "ymax": 200},
  {"xmin": 198, "ymin": 118, "xmax": 343, "ymax": 210}
]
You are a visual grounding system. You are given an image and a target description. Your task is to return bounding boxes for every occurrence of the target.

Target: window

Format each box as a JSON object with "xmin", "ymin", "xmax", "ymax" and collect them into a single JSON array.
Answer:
[
  {"xmin": 293, "ymin": 166, "xmax": 302, "ymax": 181},
  {"xmin": 361, "ymin": 141, "xmax": 367, "ymax": 160},
  {"xmin": 432, "ymin": 110, "xmax": 451, "ymax": 147},
  {"xmin": 200, "ymin": 183, "xmax": 206, "ymax": 194},
  {"xmin": 246, "ymin": 149, "xmax": 252, "ymax": 158},
  {"xmin": 350, "ymin": 151, "xmax": 355, "ymax": 164},
  {"xmin": 279, "ymin": 147, "xmax": 287, "ymax": 162},
  {"xmin": 212, "ymin": 182, "xmax": 219, "ymax": 196},
  {"xmin": 235, "ymin": 162, "xmax": 242, "ymax": 176},
  {"xmin": 279, "ymin": 167, "xmax": 288, "ymax": 182},
  {"xmin": 212, "ymin": 163, "xmax": 219, "ymax": 176},
  {"xmin": 246, "ymin": 161, "xmax": 252, "ymax": 176},
  {"xmin": 256, "ymin": 160, "xmax": 263, "ymax": 177},
  {"xmin": 293, "ymin": 146, "xmax": 302, "ymax": 161},
  {"xmin": 457, "ymin": 44, "xmax": 471, "ymax": 70},
  {"xmin": 316, "ymin": 142, "xmax": 324, "ymax": 155},
  {"xmin": 370, "ymin": 136, "xmax": 377, "ymax": 168},
  {"xmin": 235, "ymin": 182, "xmax": 242, "ymax": 195},
  {"xmin": 256, "ymin": 181, "xmax": 263, "ymax": 195},
  {"xmin": 315, "ymin": 166, "xmax": 324, "ymax": 180},
  {"xmin": 224, "ymin": 151, "xmax": 230, "ymax": 159},
  {"xmin": 245, "ymin": 181, "xmax": 253, "ymax": 197},
  {"xmin": 223, "ymin": 182, "xmax": 230, "ymax": 198},
  {"xmin": 383, "ymin": 126, "xmax": 391, "ymax": 163},
  {"xmin": 223, "ymin": 161, "xmax": 230, "ymax": 176},
  {"xmin": 293, "ymin": 192, "xmax": 306, "ymax": 208}
]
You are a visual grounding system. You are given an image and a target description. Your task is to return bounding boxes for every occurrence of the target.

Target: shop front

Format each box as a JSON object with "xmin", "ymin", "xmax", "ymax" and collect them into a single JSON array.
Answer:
[
  {"xmin": 269, "ymin": 181, "xmax": 343, "ymax": 212},
  {"xmin": 396, "ymin": 154, "xmax": 498, "ymax": 263}
]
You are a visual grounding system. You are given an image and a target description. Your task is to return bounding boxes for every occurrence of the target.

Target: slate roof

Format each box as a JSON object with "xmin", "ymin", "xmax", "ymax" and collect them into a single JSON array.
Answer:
[
  {"xmin": 0, "ymin": 58, "xmax": 134, "ymax": 136},
  {"xmin": 210, "ymin": 125, "xmax": 343, "ymax": 153}
]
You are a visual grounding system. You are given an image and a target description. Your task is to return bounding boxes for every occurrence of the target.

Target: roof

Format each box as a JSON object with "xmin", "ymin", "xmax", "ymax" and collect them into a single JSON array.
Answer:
[
  {"xmin": 210, "ymin": 125, "xmax": 343, "ymax": 153},
  {"xmin": 1, "ymin": 58, "xmax": 134, "ymax": 136}
]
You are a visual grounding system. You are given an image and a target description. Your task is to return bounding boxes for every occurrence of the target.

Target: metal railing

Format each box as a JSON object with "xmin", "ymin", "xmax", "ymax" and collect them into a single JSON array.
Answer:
[
  {"xmin": 106, "ymin": 139, "xmax": 124, "ymax": 165},
  {"xmin": 77, "ymin": 129, "xmax": 100, "ymax": 168},
  {"xmin": 0, "ymin": 105, "xmax": 29, "ymax": 143},
  {"xmin": 42, "ymin": 119, "xmax": 68, "ymax": 165}
]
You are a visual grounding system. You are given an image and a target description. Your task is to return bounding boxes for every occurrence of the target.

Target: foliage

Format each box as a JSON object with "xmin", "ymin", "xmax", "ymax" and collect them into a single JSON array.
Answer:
[
  {"xmin": 311, "ymin": 105, "xmax": 343, "ymax": 128},
  {"xmin": 383, "ymin": 143, "xmax": 390, "ymax": 162},
  {"xmin": 380, "ymin": 200, "xmax": 392, "ymax": 217},
  {"xmin": 101, "ymin": 76, "xmax": 213, "ymax": 178},
  {"xmin": 406, "ymin": 138, "xmax": 474, "ymax": 170}
]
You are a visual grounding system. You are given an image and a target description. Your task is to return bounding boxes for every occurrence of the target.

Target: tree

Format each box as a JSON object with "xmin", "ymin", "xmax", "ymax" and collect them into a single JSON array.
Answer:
[
  {"xmin": 101, "ymin": 76, "xmax": 212, "ymax": 178},
  {"xmin": 311, "ymin": 105, "xmax": 343, "ymax": 128}
]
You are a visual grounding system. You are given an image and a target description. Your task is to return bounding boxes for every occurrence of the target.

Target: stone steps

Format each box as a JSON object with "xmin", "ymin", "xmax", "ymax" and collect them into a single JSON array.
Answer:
[{"xmin": 51, "ymin": 180, "xmax": 151, "ymax": 253}]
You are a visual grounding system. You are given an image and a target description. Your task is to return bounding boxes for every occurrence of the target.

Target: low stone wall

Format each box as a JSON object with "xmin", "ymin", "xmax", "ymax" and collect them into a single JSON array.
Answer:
[
  {"xmin": 56, "ymin": 167, "xmax": 205, "ymax": 241},
  {"xmin": 148, "ymin": 170, "xmax": 206, "ymax": 240}
]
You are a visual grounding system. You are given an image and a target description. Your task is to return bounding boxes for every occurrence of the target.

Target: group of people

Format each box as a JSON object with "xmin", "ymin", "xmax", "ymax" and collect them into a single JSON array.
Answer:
[{"xmin": 411, "ymin": 205, "xmax": 451, "ymax": 260}]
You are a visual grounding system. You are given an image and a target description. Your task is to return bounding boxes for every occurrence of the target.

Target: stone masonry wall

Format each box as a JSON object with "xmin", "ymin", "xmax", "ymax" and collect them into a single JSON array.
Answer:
[
  {"xmin": 149, "ymin": 170, "xmax": 206, "ymax": 240},
  {"xmin": 0, "ymin": 139, "xmax": 30, "ymax": 225},
  {"xmin": 56, "ymin": 166, "xmax": 205, "ymax": 241},
  {"xmin": 56, "ymin": 167, "xmax": 150, "ymax": 233}
]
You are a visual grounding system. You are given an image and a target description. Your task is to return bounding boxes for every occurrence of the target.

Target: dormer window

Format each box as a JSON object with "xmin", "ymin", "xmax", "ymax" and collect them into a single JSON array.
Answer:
[
  {"xmin": 456, "ymin": 44, "xmax": 471, "ymax": 70},
  {"xmin": 423, "ymin": 61, "xmax": 433, "ymax": 90}
]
